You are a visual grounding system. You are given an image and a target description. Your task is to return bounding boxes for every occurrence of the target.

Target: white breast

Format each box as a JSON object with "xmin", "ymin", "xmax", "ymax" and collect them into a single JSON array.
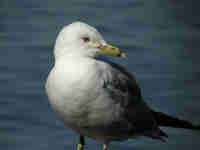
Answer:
[{"xmin": 45, "ymin": 57, "xmax": 100, "ymax": 124}]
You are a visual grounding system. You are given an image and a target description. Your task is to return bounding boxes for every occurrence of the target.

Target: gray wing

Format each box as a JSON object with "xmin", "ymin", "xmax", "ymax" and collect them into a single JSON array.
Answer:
[{"xmin": 101, "ymin": 61, "xmax": 160, "ymax": 137}]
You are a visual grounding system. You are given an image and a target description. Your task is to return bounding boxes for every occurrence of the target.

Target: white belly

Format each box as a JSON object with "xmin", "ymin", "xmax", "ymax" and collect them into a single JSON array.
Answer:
[
  {"xmin": 45, "ymin": 58, "xmax": 131, "ymax": 141},
  {"xmin": 46, "ymin": 59, "xmax": 116, "ymax": 124}
]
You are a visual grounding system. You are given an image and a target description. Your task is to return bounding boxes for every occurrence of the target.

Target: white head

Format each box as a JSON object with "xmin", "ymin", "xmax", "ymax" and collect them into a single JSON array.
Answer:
[{"xmin": 54, "ymin": 22, "xmax": 126, "ymax": 60}]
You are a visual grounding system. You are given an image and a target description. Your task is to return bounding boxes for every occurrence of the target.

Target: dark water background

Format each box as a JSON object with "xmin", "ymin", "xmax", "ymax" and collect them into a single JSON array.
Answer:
[{"xmin": 1, "ymin": 0, "xmax": 200, "ymax": 150}]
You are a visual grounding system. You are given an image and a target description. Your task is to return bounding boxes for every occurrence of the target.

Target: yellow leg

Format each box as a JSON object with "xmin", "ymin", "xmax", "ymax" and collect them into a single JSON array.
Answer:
[
  {"xmin": 77, "ymin": 135, "xmax": 84, "ymax": 150},
  {"xmin": 77, "ymin": 144, "xmax": 83, "ymax": 150},
  {"xmin": 103, "ymin": 144, "xmax": 109, "ymax": 150}
]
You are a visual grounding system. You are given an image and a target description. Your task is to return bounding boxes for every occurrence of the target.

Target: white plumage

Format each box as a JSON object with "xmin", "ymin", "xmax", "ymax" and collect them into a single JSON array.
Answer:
[{"xmin": 45, "ymin": 22, "xmax": 165, "ymax": 149}]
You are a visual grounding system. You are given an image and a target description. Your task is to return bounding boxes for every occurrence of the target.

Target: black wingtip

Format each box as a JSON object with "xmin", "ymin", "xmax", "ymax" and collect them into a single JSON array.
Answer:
[
  {"xmin": 158, "ymin": 137, "xmax": 167, "ymax": 143},
  {"xmin": 152, "ymin": 110, "xmax": 200, "ymax": 131},
  {"xmin": 159, "ymin": 129, "xmax": 168, "ymax": 138},
  {"xmin": 192, "ymin": 125, "xmax": 200, "ymax": 130},
  {"xmin": 151, "ymin": 135, "xmax": 168, "ymax": 143}
]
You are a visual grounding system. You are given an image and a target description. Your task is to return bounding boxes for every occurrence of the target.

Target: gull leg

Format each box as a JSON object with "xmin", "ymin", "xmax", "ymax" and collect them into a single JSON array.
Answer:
[
  {"xmin": 103, "ymin": 143, "xmax": 109, "ymax": 150},
  {"xmin": 77, "ymin": 135, "xmax": 85, "ymax": 150}
]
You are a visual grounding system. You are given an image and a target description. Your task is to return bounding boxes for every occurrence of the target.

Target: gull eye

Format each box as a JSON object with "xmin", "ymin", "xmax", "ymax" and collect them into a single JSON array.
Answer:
[{"xmin": 82, "ymin": 37, "xmax": 90, "ymax": 42}]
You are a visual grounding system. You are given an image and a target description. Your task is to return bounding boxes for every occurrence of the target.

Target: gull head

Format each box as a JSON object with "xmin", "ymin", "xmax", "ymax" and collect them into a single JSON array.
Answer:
[{"xmin": 54, "ymin": 21, "xmax": 126, "ymax": 59}]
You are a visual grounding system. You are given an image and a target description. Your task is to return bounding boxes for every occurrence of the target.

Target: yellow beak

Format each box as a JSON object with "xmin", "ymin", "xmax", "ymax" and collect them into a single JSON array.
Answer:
[{"xmin": 98, "ymin": 44, "xmax": 127, "ymax": 58}]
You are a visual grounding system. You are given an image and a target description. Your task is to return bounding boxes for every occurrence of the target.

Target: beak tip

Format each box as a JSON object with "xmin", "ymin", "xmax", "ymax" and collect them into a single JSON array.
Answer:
[{"xmin": 121, "ymin": 53, "xmax": 127, "ymax": 58}]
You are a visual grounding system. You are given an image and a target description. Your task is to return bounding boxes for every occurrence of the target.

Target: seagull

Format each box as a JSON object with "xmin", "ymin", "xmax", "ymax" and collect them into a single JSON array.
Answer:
[{"xmin": 45, "ymin": 22, "xmax": 200, "ymax": 150}]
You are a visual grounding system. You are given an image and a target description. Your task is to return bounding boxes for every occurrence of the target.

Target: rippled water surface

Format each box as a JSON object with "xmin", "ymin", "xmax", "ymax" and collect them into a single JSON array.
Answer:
[{"xmin": 1, "ymin": 0, "xmax": 200, "ymax": 150}]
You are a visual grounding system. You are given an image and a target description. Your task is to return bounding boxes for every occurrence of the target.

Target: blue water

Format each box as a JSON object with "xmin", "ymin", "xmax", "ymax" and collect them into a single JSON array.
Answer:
[{"xmin": 1, "ymin": 0, "xmax": 200, "ymax": 150}]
